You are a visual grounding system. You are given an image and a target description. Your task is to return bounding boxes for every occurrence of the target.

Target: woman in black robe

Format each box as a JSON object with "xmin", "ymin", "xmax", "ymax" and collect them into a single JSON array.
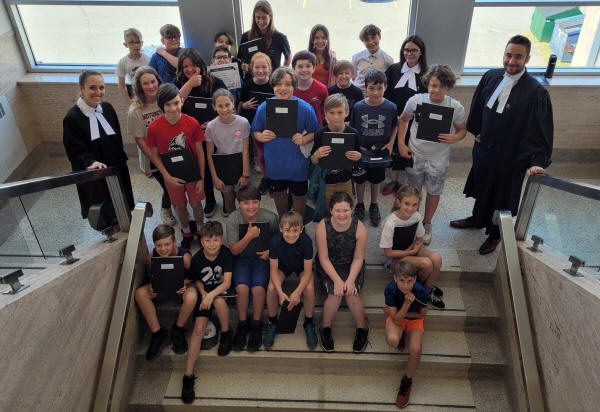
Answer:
[
  {"xmin": 383, "ymin": 35, "xmax": 428, "ymax": 195},
  {"xmin": 63, "ymin": 70, "xmax": 135, "ymax": 220}
]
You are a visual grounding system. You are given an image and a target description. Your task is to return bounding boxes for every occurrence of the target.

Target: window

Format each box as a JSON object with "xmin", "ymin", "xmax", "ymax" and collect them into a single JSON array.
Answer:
[
  {"xmin": 466, "ymin": 3, "xmax": 600, "ymax": 70},
  {"xmin": 239, "ymin": 0, "xmax": 411, "ymax": 62},
  {"xmin": 10, "ymin": 1, "xmax": 182, "ymax": 67}
]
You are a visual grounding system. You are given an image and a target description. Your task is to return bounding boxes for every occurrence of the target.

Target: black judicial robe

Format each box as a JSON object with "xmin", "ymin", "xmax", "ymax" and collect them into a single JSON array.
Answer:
[
  {"xmin": 464, "ymin": 69, "xmax": 553, "ymax": 228},
  {"xmin": 384, "ymin": 63, "xmax": 427, "ymax": 169},
  {"xmin": 62, "ymin": 102, "xmax": 135, "ymax": 219}
]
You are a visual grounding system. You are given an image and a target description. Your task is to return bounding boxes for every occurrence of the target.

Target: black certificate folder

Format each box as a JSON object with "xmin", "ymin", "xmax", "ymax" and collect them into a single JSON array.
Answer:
[
  {"xmin": 238, "ymin": 222, "xmax": 270, "ymax": 255},
  {"xmin": 183, "ymin": 96, "xmax": 215, "ymax": 124},
  {"xmin": 212, "ymin": 152, "xmax": 243, "ymax": 186},
  {"xmin": 416, "ymin": 103, "xmax": 454, "ymax": 142},
  {"xmin": 238, "ymin": 37, "xmax": 267, "ymax": 62},
  {"xmin": 266, "ymin": 99, "xmax": 298, "ymax": 138},
  {"xmin": 320, "ymin": 132, "xmax": 357, "ymax": 171},
  {"xmin": 150, "ymin": 256, "xmax": 184, "ymax": 302},
  {"xmin": 160, "ymin": 149, "xmax": 201, "ymax": 183},
  {"xmin": 393, "ymin": 222, "xmax": 419, "ymax": 250}
]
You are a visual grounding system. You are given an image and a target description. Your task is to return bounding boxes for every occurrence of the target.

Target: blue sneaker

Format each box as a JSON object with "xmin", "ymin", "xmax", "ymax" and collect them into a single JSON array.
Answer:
[
  {"xmin": 304, "ymin": 323, "xmax": 318, "ymax": 350},
  {"xmin": 263, "ymin": 322, "xmax": 277, "ymax": 350}
]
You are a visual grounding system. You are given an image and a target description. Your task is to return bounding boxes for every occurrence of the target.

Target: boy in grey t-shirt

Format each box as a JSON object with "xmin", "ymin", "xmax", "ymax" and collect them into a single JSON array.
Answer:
[
  {"xmin": 116, "ymin": 28, "xmax": 150, "ymax": 104},
  {"xmin": 397, "ymin": 65, "xmax": 466, "ymax": 245}
]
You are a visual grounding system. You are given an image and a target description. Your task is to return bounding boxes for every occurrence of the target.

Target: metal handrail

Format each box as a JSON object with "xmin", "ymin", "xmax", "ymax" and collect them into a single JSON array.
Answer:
[
  {"xmin": 494, "ymin": 210, "xmax": 545, "ymax": 412},
  {"xmin": 515, "ymin": 173, "xmax": 600, "ymax": 241},
  {"xmin": 0, "ymin": 167, "xmax": 116, "ymax": 200},
  {"xmin": 0, "ymin": 167, "xmax": 131, "ymax": 232},
  {"xmin": 93, "ymin": 202, "xmax": 153, "ymax": 412}
]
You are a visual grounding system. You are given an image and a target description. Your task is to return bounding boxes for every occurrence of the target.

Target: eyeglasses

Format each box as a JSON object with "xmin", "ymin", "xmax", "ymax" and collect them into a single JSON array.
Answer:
[
  {"xmin": 403, "ymin": 48, "xmax": 420, "ymax": 54},
  {"xmin": 164, "ymin": 35, "xmax": 180, "ymax": 41},
  {"xmin": 214, "ymin": 55, "xmax": 230, "ymax": 60}
]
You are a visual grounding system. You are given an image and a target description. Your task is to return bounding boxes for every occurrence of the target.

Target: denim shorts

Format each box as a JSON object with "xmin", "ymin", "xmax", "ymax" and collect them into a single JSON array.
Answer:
[{"xmin": 233, "ymin": 256, "xmax": 269, "ymax": 289}]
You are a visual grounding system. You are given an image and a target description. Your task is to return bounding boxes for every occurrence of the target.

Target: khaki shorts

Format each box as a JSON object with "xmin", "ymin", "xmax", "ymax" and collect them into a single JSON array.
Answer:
[{"xmin": 325, "ymin": 180, "xmax": 353, "ymax": 207}]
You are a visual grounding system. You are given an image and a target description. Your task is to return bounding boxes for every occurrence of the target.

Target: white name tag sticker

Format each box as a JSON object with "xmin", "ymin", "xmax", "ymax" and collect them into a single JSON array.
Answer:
[
  {"xmin": 275, "ymin": 107, "xmax": 288, "ymax": 114},
  {"xmin": 248, "ymin": 46, "xmax": 258, "ymax": 53},
  {"xmin": 195, "ymin": 102, "xmax": 208, "ymax": 109},
  {"xmin": 161, "ymin": 263, "xmax": 175, "ymax": 270},
  {"xmin": 331, "ymin": 138, "xmax": 344, "ymax": 144},
  {"xmin": 371, "ymin": 157, "xmax": 383, "ymax": 161},
  {"xmin": 171, "ymin": 156, "xmax": 184, "ymax": 163},
  {"xmin": 429, "ymin": 113, "xmax": 443, "ymax": 121}
]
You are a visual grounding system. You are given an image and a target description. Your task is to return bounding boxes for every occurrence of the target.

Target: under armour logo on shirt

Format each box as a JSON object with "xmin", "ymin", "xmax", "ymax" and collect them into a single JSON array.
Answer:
[{"xmin": 361, "ymin": 114, "xmax": 386, "ymax": 129}]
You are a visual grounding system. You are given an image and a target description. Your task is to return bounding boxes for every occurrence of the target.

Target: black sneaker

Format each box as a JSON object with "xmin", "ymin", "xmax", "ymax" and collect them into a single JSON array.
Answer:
[
  {"xmin": 232, "ymin": 321, "xmax": 249, "ymax": 351},
  {"xmin": 171, "ymin": 324, "xmax": 188, "ymax": 354},
  {"xmin": 428, "ymin": 293, "xmax": 446, "ymax": 310},
  {"xmin": 217, "ymin": 330, "xmax": 232, "ymax": 356},
  {"xmin": 145, "ymin": 328, "xmax": 170, "ymax": 361},
  {"xmin": 247, "ymin": 321, "xmax": 263, "ymax": 352},
  {"xmin": 353, "ymin": 203, "xmax": 365, "ymax": 220},
  {"xmin": 180, "ymin": 230, "xmax": 193, "ymax": 250},
  {"xmin": 319, "ymin": 327, "xmax": 334, "ymax": 352},
  {"xmin": 188, "ymin": 220, "xmax": 198, "ymax": 234},
  {"xmin": 369, "ymin": 203, "xmax": 381, "ymax": 226},
  {"xmin": 181, "ymin": 374, "xmax": 196, "ymax": 404},
  {"xmin": 203, "ymin": 201, "xmax": 216, "ymax": 218},
  {"xmin": 431, "ymin": 285, "xmax": 444, "ymax": 297},
  {"xmin": 352, "ymin": 327, "xmax": 369, "ymax": 353},
  {"xmin": 258, "ymin": 178, "xmax": 269, "ymax": 195}
]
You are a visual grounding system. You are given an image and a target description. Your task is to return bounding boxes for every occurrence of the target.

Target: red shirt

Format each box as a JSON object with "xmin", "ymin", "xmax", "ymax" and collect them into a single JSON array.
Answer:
[
  {"xmin": 294, "ymin": 79, "xmax": 328, "ymax": 125},
  {"xmin": 146, "ymin": 113, "xmax": 205, "ymax": 158}
]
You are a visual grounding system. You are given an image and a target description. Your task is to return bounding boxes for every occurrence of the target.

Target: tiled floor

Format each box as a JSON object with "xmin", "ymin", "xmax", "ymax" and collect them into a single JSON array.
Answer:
[{"xmin": 1, "ymin": 154, "xmax": 599, "ymax": 280}]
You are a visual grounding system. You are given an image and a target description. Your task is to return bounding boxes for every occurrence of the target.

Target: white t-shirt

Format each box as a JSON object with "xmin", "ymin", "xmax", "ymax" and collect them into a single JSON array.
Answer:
[
  {"xmin": 404, "ymin": 93, "xmax": 465, "ymax": 159},
  {"xmin": 205, "ymin": 115, "xmax": 250, "ymax": 154},
  {"xmin": 351, "ymin": 48, "xmax": 394, "ymax": 89},
  {"xmin": 379, "ymin": 211, "xmax": 425, "ymax": 249},
  {"xmin": 127, "ymin": 102, "xmax": 162, "ymax": 140},
  {"xmin": 116, "ymin": 53, "xmax": 150, "ymax": 84}
]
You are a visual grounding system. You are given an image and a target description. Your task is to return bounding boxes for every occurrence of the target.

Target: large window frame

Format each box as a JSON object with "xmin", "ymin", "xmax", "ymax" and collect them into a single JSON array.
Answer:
[{"xmin": 4, "ymin": 0, "xmax": 600, "ymax": 76}]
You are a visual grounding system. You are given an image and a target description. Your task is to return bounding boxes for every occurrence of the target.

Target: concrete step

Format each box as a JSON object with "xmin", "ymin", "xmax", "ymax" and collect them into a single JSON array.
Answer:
[
  {"xmin": 128, "ymin": 364, "xmax": 483, "ymax": 411},
  {"xmin": 136, "ymin": 325, "xmax": 506, "ymax": 375}
]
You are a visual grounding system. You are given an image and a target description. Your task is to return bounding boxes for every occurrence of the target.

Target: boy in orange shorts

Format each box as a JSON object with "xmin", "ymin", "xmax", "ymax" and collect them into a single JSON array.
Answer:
[{"xmin": 384, "ymin": 260, "xmax": 428, "ymax": 409}]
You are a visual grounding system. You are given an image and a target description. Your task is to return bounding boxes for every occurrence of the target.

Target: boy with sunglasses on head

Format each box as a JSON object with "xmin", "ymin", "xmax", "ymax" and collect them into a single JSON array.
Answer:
[{"xmin": 150, "ymin": 24, "xmax": 182, "ymax": 83}]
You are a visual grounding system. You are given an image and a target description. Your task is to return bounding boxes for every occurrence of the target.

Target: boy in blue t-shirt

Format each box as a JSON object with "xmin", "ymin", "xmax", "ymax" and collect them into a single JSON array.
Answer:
[
  {"xmin": 251, "ymin": 67, "xmax": 319, "ymax": 219},
  {"xmin": 264, "ymin": 211, "xmax": 316, "ymax": 350},
  {"xmin": 350, "ymin": 69, "xmax": 398, "ymax": 226},
  {"xmin": 149, "ymin": 24, "xmax": 182, "ymax": 83},
  {"xmin": 384, "ymin": 260, "xmax": 428, "ymax": 408}
]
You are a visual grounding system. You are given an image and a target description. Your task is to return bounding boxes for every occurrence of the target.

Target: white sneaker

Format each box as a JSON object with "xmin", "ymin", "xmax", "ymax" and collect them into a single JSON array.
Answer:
[
  {"xmin": 423, "ymin": 223, "xmax": 432, "ymax": 245},
  {"xmin": 160, "ymin": 207, "xmax": 177, "ymax": 226}
]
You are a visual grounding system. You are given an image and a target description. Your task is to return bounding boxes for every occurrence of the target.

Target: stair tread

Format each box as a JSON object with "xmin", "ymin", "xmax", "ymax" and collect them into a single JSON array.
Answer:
[{"xmin": 162, "ymin": 369, "xmax": 477, "ymax": 409}]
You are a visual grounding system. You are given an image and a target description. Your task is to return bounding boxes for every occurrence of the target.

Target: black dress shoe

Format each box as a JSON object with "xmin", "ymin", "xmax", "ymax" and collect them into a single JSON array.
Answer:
[
  {"xmin": 479, "ymin": 237, "xmax": 500, "ymax": 255},
  {"xmin": 450, "ymin": 216, "xmax": 477, "ymax": 229}
]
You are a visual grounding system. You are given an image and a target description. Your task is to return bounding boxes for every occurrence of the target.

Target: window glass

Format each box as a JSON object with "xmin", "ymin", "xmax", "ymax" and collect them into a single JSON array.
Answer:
[
  {"xmin": 465, "ymin": 5, "xmax": 600, "ymax": 68},
  {"xmin": 240, "ymin": 0, "xmax": 410, "ymax": 62},
  {"xmin": 17, "ymin": 4, "xmax": 183, "ymax": 66}
]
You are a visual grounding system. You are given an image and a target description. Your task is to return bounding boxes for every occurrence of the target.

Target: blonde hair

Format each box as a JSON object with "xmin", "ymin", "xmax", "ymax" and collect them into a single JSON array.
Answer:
[
  {"xmin": 123, "ymin": 28, "xmax": 142, "ymax": 41},
  {"xmin": 324, "ymin": 93, "xmax": 349, "ymax": 113},
  {"xmin": 392, "ymin": 185, "xmax": 421, "ymax": 212},
  {"xmin": 250, "ymin": 52, "xmax": 272, "ymax": 75},
  {"xmin": 279, "ymin": 210, "xmax": 303, "ymax": 228}
]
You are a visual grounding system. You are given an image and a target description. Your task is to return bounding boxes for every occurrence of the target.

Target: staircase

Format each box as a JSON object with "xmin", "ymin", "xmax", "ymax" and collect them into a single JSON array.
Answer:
[{"xmin": 127, "ymin": 267, "xmax": 512, "ymax": 411}]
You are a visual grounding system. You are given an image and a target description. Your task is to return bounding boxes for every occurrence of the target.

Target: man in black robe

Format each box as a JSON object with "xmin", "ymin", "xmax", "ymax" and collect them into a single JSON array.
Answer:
[{"xmin": 450, "ymin": 35, "xmax": 553, "ymax": 254}]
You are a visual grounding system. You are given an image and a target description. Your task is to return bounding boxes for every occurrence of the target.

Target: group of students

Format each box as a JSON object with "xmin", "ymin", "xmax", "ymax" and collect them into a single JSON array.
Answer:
[
  {"xmin": 61, "ymin": 0, "xmax": 479, "ymax": 409},
  {"xmin": 136, "ymin": 186, "xmax": 441, "ymax": 408}
]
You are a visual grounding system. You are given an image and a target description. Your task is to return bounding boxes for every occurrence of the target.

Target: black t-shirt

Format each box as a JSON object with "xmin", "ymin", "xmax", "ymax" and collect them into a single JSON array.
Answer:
[
  {"xmin": 269, "ymin": 232, "xmax": 313, "ymax": 274},
  {"xmin": 328, "ymin": 84, "xmax": 364, "ymax": 122},
  {"xmin": 384, "ymin": 280, "xmax": 428, "ymax": 317},
  {"xmin": 239, "ymin": 77, "xmax": 274, "ymax": 124},
  {"xmin": 175, "ymin": 75, "xmax": 227, "ymax": 125},
  {"xmin": 311, "ymin": 125, "xmax": 360, "ymax": 184},
  {"xmin": 240, "ymin": 30, "xmax": 291, "ymax": 70},
  {"xmin": 190, "ymin": 245, "xmax": 233, "ymax": 292}
]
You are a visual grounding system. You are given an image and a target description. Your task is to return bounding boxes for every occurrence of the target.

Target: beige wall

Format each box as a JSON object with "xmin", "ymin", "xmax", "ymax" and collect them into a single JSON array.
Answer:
[
  {"xmin": 519, "ymin": 246, "xmax": 600, "ymax": 412},
  {"xmin": 0, "ymin": 237, "xmax": 126, "ymax": 412},
  {"xmin": 13, "ymin": 76, "xmax": 600, "ymax": 154}
]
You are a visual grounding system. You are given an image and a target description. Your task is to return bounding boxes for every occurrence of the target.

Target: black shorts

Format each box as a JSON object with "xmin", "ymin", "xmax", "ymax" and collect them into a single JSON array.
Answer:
[
  {"xmin": 194, "ymin": 301, "xmax": 214, "ymax": 319},
  {"xmin": 317, "ymin": 261, "xmax": 365, "ymax": 295},
  {"xmin": 267, "ymin": 178, "xmax": 308, "ymax": 196},
  {"xmin": 352, "ymin": 166, "xmax": 386, "ymax": 184}
]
